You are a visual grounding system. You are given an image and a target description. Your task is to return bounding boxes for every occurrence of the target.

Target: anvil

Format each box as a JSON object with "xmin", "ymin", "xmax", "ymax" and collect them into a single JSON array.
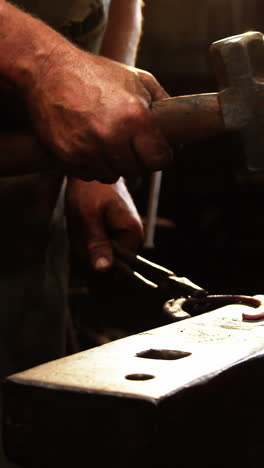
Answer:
[{"xmin": 3, "ymin": 300, "xmax": 264, "ymax": 468}]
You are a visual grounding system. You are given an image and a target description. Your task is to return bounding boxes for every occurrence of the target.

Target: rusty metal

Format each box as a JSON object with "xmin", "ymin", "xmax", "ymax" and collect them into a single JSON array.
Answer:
[{"xmin": 3, "ymin": 300, "xmax": 264, "ymax": 468}]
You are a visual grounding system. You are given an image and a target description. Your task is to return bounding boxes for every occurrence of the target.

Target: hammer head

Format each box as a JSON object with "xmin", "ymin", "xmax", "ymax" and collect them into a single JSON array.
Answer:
[{"xmin": 210, "ymin": 31, "xmax": 264, "ymax": 173}]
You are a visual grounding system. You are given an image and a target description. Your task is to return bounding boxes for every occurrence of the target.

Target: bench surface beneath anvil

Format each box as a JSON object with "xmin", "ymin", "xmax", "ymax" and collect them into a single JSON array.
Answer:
[{"xmin": 4, "ymin": 303, "xmax": 264, "ymax": 468}]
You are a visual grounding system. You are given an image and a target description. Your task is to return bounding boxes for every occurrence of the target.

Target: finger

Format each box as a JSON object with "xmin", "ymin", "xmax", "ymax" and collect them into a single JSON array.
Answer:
[
  {"xmin": 132, "ymin": 122, "xmax": 173, "ymax": 171},
  {"xmin": 105, "ymin": 199, "xmax": 144, "ymax": 252},
  {"xmin": 105, "ymin": 104, "xmax": 171, "ymax": 177},
  {"xmin": 86, "ymin": 219, "xmax": 114, "ymax": 271},
  {"xmin": 104, "ymin": 138, "xmax": 145, "ymax": 178},
  {"xmin": 138, "ymin": 71, "xmax": 170, "ymax": 102},
  {"xmin": 89, "ymin": 242, "xmax": 113, "ymax": 271},
  {"xmin": 133, "ymin": 73, "xmax": 173, "ymax": 171},
  {"xmin": 114, "ymin": 229, "xmax": 142, "ymax": 252}
]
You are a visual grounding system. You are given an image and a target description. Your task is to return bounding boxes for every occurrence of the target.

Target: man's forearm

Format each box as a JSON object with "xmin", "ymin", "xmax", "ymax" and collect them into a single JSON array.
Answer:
[
  {"xmin": 0, "ymin": 0, "xmax": 75, "ymax": 173},
  {"xmin": 0, "ymin": 0, "xmax": 74, "ymax": 91},
  {"xmin": 0, "ymin": 0, "xmax": 171, "ymax": 179},
  {"xmin": 100, "ymin": 0, "xmax": 143, "ymax": 66}
]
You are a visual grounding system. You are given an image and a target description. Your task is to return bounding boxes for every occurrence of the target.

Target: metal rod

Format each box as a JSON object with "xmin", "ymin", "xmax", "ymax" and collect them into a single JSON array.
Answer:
[{"xmin": 144, "ymin": 170, "xmax": 163, "ymax": 248}]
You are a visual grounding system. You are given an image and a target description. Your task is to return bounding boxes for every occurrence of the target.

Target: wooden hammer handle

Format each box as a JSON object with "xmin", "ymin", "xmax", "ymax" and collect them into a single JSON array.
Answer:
[{"xmin": 152, "ymin": 92, "xmax": 225, "ymax": 143}]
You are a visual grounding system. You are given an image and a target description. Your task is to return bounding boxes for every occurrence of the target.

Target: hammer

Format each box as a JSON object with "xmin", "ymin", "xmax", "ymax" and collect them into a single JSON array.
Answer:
[
  {"xmin": 0, "ymin": 31, "xmax": 263, "ymax": 175},
  {"xmin": 144, "ymin": 30, "xmax": 264, "ymax": 246},
  {"xmin": 153, "ymin": 30, "xmax": 264, "ymax": 172}
]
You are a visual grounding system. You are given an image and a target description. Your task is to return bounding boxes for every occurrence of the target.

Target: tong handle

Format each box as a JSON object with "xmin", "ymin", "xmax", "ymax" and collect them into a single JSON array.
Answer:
[{"xmin": 113, "ymin": 242, "xmax": 207, "ymax": 297}]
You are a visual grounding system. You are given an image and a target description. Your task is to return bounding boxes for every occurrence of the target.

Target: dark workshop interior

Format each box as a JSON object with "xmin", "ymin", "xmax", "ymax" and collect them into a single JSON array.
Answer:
[
  {"xmin": 4, "ymin": 2, "xmax": 264, "ymax": 468},
  {"xmin": 70, "ymin": 0, "xmax": 264, "ymax": 350}
]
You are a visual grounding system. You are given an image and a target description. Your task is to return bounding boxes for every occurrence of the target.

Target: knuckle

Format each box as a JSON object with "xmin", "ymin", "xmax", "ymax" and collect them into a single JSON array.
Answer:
[
  {"xmin": 138, "ymin": 69, "xmax": 154, "ymax": 81},
  {"xmin": 124, "ymin": 101, "xmax": 147, "ymax": 128},
  {"xmin": 93, "ymin": 121, "xmax": 110, "ymax": 141},
  {"xmin": 128, "ymin": 99, "xmax": 145, "ymax": 117}
]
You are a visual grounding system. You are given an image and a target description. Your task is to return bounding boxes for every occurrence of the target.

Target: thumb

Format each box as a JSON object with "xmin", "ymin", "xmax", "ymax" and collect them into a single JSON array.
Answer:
[{"xmin": 86, "ymin": 219, "xmax": 113, "ymax": 272}]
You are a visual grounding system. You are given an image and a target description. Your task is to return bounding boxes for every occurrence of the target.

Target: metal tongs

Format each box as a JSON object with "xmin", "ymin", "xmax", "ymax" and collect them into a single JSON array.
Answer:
[
  {"xmin": 113, "ymin": 242, "xmax": 208, "ymax": 320},
  {"xmin": 113, "ymin": 243, "xmax": 264, "ymax": 322}
]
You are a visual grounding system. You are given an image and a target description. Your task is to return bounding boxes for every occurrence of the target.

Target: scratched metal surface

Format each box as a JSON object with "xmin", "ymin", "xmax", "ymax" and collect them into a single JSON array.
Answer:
[{"xmin": 7, "ymin": 301, "xmax": 264, "ymax": 401}]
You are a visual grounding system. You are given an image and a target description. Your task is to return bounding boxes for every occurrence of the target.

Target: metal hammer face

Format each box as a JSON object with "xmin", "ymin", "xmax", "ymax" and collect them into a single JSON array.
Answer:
[{"xmin": 210, "ymin": 31, "xmax": 264, "ymax": 172}]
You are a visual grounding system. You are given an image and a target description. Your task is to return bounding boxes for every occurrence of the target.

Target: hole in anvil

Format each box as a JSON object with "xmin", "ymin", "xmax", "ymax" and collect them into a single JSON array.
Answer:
[
  {"xmin": 136, "ymin": 349, "xmax": 191, "ymax": 360},
  {"xmin": 125, "ymin": 373, "xmax": 155, "ymax": 381}
]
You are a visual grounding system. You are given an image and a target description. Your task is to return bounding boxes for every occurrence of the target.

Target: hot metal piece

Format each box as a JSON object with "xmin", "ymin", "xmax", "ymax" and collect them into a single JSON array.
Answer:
[{"xmin": 164, "ymin": 294, "xmax": 264, "ymax": 321}]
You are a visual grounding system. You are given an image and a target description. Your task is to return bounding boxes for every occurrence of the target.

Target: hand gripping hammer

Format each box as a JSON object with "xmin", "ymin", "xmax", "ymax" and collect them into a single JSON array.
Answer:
[{"xmin": 0, "ymin": 32, "xmax": 263, "ymax": 174}]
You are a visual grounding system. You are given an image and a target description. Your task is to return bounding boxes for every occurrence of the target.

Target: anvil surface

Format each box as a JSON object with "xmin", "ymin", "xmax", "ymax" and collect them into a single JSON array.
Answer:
[{"xmin": 4, "ymin": 303, "xmax": 264, "ymax": 468}]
